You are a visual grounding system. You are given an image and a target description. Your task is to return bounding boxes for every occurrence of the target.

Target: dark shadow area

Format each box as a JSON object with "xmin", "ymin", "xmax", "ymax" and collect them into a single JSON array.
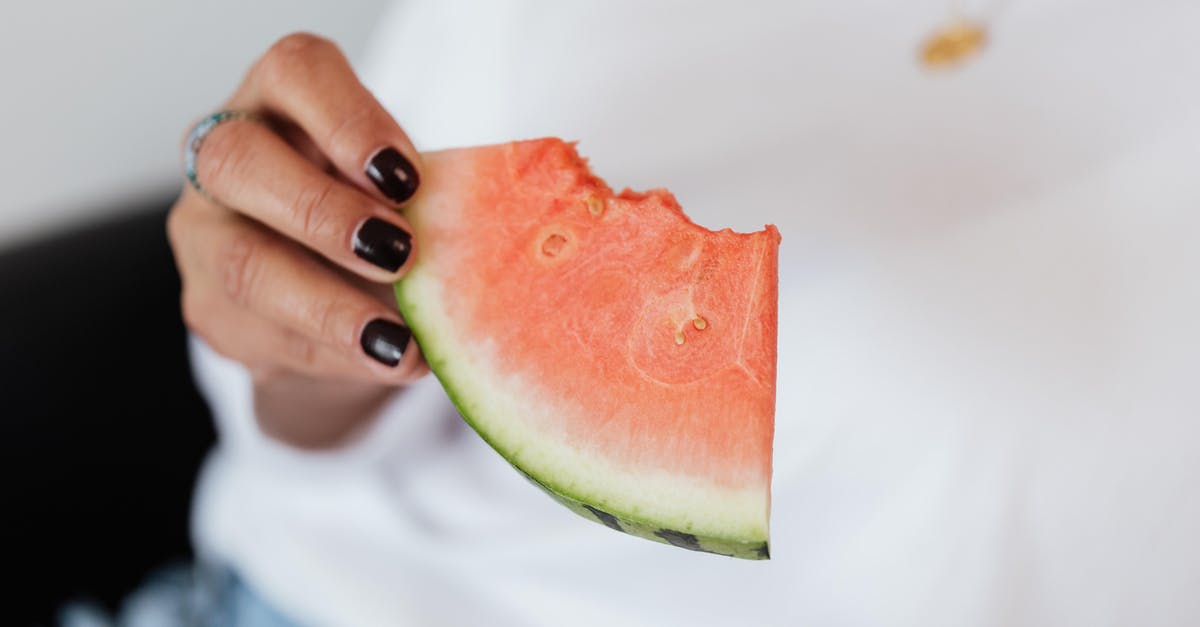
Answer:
[{"xmin": 0, "ymin": 197, "xmax": 216, "ymax": 625}]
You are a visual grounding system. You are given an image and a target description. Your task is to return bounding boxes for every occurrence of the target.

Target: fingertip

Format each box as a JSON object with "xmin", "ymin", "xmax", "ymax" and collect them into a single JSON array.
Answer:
[
  {"xmin": 352, "ymin": 215, "xmax": 416, "ymax": 279},
  {"xmin": 366, "ymin": 334, "xmax": 428, "ymax": 385},
  {"xmin": 360, "ymin": 318, "xmax": 412, "ymax": 368},
  {"xmin": 364, "ymin": 146, "xmax": 421, "ymax": 205}
]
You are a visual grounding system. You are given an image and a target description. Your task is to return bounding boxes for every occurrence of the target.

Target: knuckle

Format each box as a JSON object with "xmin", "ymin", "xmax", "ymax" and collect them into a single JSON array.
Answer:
[
  {"xmin": 290, "ymin": 178, "xmax": 338, "ymax": 242},
  {"xmin": 283, "ymin": 331, "xmax": 320, "ymax": 371},
  {"xmin": 323, "ymin": 104, "xmax": 377, "ymax": 160},
  {"xmin": 219, "ymin": 231, "xmax": 262, "ymax": 306},
  {"xmin": 310, "ymin": 298, "xmax": 340, "ymax": 340},
  {"xmin": 304, "ymin": 297, "xmax": 361, "ymax": 353},
  {"xmin": 273, "ymin": 32, "xmax": 336, "ymax": 56},
  {"xmin": 260, "ymin": 32, "xmax": 339, "ymax": 82}
]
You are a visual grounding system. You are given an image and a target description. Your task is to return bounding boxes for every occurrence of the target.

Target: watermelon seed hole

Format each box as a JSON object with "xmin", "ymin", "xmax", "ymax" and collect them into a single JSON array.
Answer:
[
  {"xmin": 586, "ymin": 195, "xmax": 605, "ymax": 217},
  {"xmin": 541, "ymin": 233, "xmax": 568, "ymax": 258}
]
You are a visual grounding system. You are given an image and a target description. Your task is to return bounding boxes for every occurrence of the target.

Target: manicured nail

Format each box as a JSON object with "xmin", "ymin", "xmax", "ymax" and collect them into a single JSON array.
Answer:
[
  {"xmin": 366, "ymin": 147, "xmax": 420, "ymax": 203},
  {"xmin": 354, "ymin": 217, "xmax": 412, "ymax": 272},
  {"xmin": 361, "ymin": 319, "xmax": 411, "ymax": 367}
]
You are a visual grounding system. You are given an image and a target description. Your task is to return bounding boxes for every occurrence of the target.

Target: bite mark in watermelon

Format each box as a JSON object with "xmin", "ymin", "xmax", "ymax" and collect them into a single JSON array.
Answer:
[{"xmin": 394, "ymin": 139, "xmax": 779, "ymax": 559}]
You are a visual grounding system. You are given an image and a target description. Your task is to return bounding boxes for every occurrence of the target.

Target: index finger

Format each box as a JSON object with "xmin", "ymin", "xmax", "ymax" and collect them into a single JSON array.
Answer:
[{"xmin": 230, "ymin": 33, "xmax": 423, "ymax": 207}]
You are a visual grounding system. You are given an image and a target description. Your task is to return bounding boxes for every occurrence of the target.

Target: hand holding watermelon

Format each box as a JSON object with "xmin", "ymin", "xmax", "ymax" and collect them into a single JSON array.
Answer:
[
  {"xmin": 168, "ymin": 33, "xmax": 779, "ymax": 558},
  {"xmin": 167, "ymin": 34, "xmax": 431, "ymax": 447}
]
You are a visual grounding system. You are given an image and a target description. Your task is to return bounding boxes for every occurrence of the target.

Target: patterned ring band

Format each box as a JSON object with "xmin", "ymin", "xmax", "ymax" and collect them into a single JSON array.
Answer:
[{"xmin": 182, "ymin": 110, "xmax": 264, "ymax": 200}]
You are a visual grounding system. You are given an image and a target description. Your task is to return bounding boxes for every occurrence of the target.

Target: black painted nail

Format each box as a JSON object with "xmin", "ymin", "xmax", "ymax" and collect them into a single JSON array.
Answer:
[
  {"xmin": 354, "ymin": 217, "xmax": 412, "ymax": 272},
  {"xmin": 366, "ymin": 147, "xmax": 420, "ymax": 203},
  {"xmin": 361, "ymin": 319, "xmax": 411, "ymax": 367}
]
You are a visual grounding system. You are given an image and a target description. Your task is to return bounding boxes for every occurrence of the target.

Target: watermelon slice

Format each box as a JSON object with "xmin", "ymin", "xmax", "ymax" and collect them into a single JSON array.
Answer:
[{"xmin": 394, "ymin": 139, "xmax": 779, "ymax": 559}]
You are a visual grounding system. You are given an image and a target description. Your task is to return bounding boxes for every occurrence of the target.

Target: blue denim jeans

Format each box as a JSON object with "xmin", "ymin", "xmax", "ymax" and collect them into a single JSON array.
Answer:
[{"xmin": 58, "ymin": 563, "xmax": 300, "ymax": 627}]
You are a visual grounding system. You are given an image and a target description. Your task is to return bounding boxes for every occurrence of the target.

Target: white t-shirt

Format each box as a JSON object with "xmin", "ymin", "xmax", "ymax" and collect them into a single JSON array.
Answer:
[{"xmin": 191, "ymin": 1, "xmax": 1200, "ymax": 625}]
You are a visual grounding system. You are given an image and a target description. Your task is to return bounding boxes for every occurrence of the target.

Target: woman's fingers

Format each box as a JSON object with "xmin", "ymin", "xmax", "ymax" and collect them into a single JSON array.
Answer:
[
  {"xmin": 192, "ymin": 118, "xmax": 417, "ymax": 282},
  {"xmin": 188, "ymin": 290, "xmax": 429, "ymax": 386},
  {"xmin": 235, "ymin": 33, "xmax": 422, "ymax": 206},
  {"xmin": 185, "ymin": 290, "xmax": 372, "ymax": 381},
  {"xmin": 165, "ymin": 33, "xmax": 436, "ymax": 445},
  {"xmin": 172, "ymin": 207, "xmax": 426, "ymax": 380}
]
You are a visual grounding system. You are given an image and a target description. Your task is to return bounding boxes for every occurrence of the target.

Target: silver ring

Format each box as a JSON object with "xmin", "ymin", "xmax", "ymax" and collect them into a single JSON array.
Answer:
[{"xmin": 183, "ymin": 110, "xmax": 263, "ymax": 200}]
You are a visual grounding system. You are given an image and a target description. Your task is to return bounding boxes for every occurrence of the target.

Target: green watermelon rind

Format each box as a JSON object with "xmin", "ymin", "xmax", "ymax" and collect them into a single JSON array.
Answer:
[{"xmin": 394, "ymin": 276, "xmax": 770, "ymax": 561}]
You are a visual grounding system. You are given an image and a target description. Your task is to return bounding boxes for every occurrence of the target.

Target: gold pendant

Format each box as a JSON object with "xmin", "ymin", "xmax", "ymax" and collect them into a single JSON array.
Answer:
[{"xmin": 920, "ymin": 20, "xmax": 988, "ymax": 68}]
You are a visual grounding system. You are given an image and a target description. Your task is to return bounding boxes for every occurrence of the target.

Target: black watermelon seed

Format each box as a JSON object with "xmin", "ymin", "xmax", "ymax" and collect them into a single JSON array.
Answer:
[
  {"xmin": 582, "ymin": 504, "xmax": 625, "ymax": 533},
  {"xmin": 654, "ymin": 529, "xmax": 704, "ymax": 551}
]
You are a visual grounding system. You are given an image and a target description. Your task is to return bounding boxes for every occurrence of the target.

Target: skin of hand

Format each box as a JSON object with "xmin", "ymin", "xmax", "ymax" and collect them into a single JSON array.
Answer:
[{"xmin": 167, "ymin": 33, "xmax": 430, "ymax": 449}]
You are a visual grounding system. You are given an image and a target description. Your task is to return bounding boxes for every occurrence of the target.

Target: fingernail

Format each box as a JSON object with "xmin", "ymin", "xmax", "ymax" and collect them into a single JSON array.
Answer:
[
  {"xmin": 354, "ymin": 217, "xmax": 412, "ymax": 272},
  {"xmin": 361, "ymin": 319, "xmax": 411, "ymax": 367},
  {"xmin": 366, "ymin": 147, "xmax": 420, "ymax": 203}
]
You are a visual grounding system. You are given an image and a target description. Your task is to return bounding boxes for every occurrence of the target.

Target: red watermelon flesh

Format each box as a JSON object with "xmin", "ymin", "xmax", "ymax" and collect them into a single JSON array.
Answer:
[{"xmin": 394, "ymin": 139, "xmax": 778, "ymax": 559}]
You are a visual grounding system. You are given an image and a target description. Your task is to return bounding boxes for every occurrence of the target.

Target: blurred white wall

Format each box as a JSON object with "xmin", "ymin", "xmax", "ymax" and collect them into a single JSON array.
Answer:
[{"xmin": 0, "ymin": 0, "xmax": 389, "ymax": 247}]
